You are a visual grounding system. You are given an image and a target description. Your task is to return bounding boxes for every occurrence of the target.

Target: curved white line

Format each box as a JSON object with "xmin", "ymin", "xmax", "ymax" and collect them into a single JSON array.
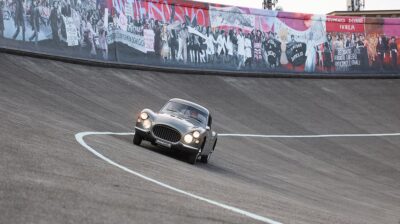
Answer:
[
  {"xmin": 75, "ymin": 130, "xmax": 400, "ymax": 224},
  {"xmin": 75, "ymin": 132, "xmax": 282, "ymax": 224}
]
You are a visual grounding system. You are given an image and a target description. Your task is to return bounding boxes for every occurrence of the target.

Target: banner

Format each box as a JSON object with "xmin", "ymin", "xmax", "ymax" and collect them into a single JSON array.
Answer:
[
  {"xmin": 143, "ymin": 29, "xmax": 154, "ymax": 52},
  {"xmin": 108, "ymin": 30, "xmax": 146, "ymax": 53},
  {"xmin": 334, "ymin": 47, "xmax": 361, "ymax": 71},
  {"xmin": 286, "ymin": 41, "xmax": 307, "ymax": 66},
  {"xmin": 209, "ymin": 6, "xmax": 255, "ymax": 32},
  {"xmin": 0, "ymin": 0, "xmax": 399, "ymax": 74},
  {"xmin": 326, "ymin": 16, "xmax": 365, "ymax": 33},
  {"xmin": 132, "ymin": 0, "xmax": 210, "ymax": 26},
  {"xmin": 63, "ymin": 16, "xmax": 79, "ymax": 46}
]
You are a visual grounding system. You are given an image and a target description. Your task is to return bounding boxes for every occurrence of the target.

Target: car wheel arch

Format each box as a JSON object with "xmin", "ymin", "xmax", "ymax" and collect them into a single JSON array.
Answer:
[{"xmin": 201, "ymin": 137, "xmax": 207, "ymax": 150}]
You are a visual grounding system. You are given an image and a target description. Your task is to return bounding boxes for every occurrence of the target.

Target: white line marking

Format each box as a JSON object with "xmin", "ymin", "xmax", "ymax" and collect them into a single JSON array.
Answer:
[
  {"xmin": 219, "ymin": 133, "xmax": 400, "ymax": 138},
  {"xmin": 75, "ymin": 132, "xmax": 282, "ymax": 224},
  {"xmin": 75, "ymin": 130, "xmax": 400, "ymax": 224}
]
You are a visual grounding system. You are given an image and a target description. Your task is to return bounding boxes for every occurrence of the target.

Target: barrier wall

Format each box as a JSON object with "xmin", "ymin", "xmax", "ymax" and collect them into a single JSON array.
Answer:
[{"xmin": 0, "ymin": 0, "xmax": 400, "ymax": 75}]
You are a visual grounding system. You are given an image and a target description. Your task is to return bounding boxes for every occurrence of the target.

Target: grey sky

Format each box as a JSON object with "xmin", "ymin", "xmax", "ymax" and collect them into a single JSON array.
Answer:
[{"xmin": 196, "ymin": 0, "xmax": 400, "ymax": 14}]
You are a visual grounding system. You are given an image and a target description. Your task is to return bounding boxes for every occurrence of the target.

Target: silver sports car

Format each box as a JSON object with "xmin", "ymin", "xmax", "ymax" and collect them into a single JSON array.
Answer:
[{"xmin": 133, "ymin": 98, "xmax": 218, "ymax": 164}]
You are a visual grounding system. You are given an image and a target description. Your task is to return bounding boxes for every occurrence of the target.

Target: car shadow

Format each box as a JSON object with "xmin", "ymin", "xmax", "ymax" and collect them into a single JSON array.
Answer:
[
  {"xmin": 110, "ymin": 135, "xmax": 269, "ymax": 188},
  {"xmin": 113, "ymin": 134, "xmax": 193, "ymax": 163},
  {"xmin": 140, "ymin": 142, "xmax": 191, "ymax": 162},
  {"xmin": 113, "ymin": 135, "xmax": 239, "ymax": 171}
]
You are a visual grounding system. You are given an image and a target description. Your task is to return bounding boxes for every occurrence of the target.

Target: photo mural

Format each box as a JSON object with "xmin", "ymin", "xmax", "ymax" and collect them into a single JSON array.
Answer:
[{"xmin": 0, "ymin": 0, "xmax": 399, "ymax": 74}]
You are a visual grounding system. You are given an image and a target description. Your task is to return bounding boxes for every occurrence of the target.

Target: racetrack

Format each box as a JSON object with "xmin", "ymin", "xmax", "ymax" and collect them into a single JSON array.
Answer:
[{"xmin": 1, "ymin": 52, "xmax": 400, "ymax": 224}]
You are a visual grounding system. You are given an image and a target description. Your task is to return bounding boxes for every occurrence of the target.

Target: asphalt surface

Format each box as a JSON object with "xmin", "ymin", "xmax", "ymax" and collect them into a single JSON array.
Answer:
[{"xmin": 1, "ymin": 52, "xmax": 400, "ymax": 224}]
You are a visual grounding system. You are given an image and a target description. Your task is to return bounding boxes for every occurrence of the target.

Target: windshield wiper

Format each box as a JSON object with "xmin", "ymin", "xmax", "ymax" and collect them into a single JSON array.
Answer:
[
  {"xmin": 185, "ymin": 116, "xmax": 203, "ymax": 124},
  {"xmin": 165, "ymin": 109, "xmax": 179, "ymax": 113}
]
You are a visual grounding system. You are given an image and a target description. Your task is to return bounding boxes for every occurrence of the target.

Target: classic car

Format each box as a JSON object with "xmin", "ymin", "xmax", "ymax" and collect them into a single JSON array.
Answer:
[{"xmin": 133, "ymin": 98, "xmax": 218, "ymax": 164}]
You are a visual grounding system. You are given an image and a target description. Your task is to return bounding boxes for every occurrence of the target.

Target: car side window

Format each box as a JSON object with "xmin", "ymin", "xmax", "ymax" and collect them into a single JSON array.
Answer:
[{"xmin": 207, "ymin": 115, "xmax": 212, "ymax": 127}]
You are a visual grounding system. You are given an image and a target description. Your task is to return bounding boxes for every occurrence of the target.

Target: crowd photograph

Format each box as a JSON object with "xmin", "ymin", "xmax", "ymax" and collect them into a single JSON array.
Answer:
[{"xmin": 0, "ymin": 0, "xmax": 399, "ymax": 73}]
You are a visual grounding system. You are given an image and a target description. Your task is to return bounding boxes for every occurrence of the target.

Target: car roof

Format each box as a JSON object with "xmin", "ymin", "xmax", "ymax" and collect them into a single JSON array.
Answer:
[{"xmin": 169, "ymin": 98, "xmax": 209, "ymax": 115}]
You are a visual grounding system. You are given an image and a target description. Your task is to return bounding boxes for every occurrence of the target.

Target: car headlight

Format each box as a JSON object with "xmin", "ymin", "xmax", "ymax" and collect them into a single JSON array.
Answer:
[
  {"xmin": 140, "ymin": 112, "xmax": 149, "ymax": 120},
  {"xmin": 143, "ymin": 119, "xmax": 152, "ymax": 129},
  {"xmin": 184, "ymin": 134, "xmax": 193, "ymax": 144},
  {"xmin": 193, "ymin": 131, "xmax": 200, "ymax": 139}
]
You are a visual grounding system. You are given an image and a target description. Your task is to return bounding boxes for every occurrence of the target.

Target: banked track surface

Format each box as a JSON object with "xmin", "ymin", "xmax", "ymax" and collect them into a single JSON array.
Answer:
[{"xmin": 1, "ymin": 52, "xmax": 400, "ymax": 224}]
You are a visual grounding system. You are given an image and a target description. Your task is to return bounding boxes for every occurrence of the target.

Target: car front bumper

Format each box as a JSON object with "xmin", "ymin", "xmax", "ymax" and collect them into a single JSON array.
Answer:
[{"xmin": 134, "ymin": 127, "xmax": 200, "ymax": 153}]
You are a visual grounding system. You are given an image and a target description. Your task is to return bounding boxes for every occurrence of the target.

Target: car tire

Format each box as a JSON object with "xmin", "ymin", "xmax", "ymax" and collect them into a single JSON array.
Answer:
[
  {"xmin": 188, "ymin": 149, "xmax": 200, "ymax": 165},
  {"xmin": 200, "ymin": 154, "xmax": 210, "ymax": 164},
  {"xmin": 133, "ymin": 134, "xmax": 142, "ymax": 145}
]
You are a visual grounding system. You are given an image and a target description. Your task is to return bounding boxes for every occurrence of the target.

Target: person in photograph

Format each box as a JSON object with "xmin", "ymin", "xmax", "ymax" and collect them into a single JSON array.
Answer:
[
  {"xmin": 277, "ymin": 29, "xmax": 289, "ymax": 67},
  {"xmin": 112, "ymin": 11, "xmax": 119, "ymax": 29},
  {"xmin": 230, "ymin": 29, "xmax": 238, "ymax": 66},
  {"xmin": 0, "ymin": 0, "xmax": 4, "ymax": 38},
  {"xmin": 178, "ymin": 24, "xmax": 188, "ymax": 63},
  {"xmin": 205, "ymin": 27, "xmax": 216, "ymax": 63},
  {"xmin": 225, "ymin": 30, "xmax": 233, "ymax": 65},
  {"xmin": 357, "ymin": 34, "xmax": 368, "ymax": 69},
  {"xmin": 97, "ymin": 15, "xmax": 108, "ymax": 60},
  {"xmin": 160, "ymin": 24, "xmax": 170, "ymax": 62},
  {"xmin": 287, "ymin": 34, "xmax": 297, "ymax": 70},
  {"xmin": 305, "ymin": 32, "xmax": 317, "ymax": 72},
  {"xmin": 12, "ymin": 0, "xmax": 26, "ymax": 41},
  {"xmin": 356, "ymin": 35, "xmax": 365, "ymax": 47},
  {"xmin": 264, "ymin": 32, "xmax": 280, "ymax": 68},
  {"xmin": 333, "ymin": 34, "xmax": 343, "ymax": 51},
  {"xmin": 376, "ymin": 36, "xmax": 386, "ymax": 70},
  {"xmin": 350, "ymin": 33, "xmax": 357, "ymax": 48},
  {"xmin": 389, "ymin": 36, "xmax": 398, "ymax": 69},
  {"xmin": 49, "ymin": 1, "xmax": 60, "ymax": 44},
  {"xmin": 193, "ymin": 34, "xmax": 201, "ymax": 63},
  {"xmin": 199, "ymin": 29, "xmax": 207, "ymax": 63},
  {"xmin": 188, "ymin": 33, "xmax": 194, "ymax": 63},
  {"xmin": 324, "ymin": 34, "xmax": 333, "ymax": 72},
  {"xmin": 253, "ymin": 30, "xmax": 263, "ymax": 67},
  {"xmin": 344, "ymin": 34, "xmax": 350, "ymax": 48},
  {"xmin": 317, "ymin": 44, "xmax": 324, "ymax": 67},
  {"xmin": 93, "ymin": 3, "xmax": 102, "ymax": 28},
  {"xmin": 28, "ymin": 0, "xmax": 40, "ymax": 44},
  {"xmin": 216, "ymin": 30, "xmax": 226, "ymax": 64},
  {"xmin": 289, "ymin": 34, "xmax": 295, "ymax": 44},
  {"xmin": 366, "ymin": 34, "xmax": 378, "ymax": 66},
  {"xmin": 153, "ymin": 20, "xmax": 161, "ymax": 59},
  {"xmin": 274, "ymin": 32, "xmax": 282, "ymax": 67},
  {"xmin": 61, "ymin": 0, "xmax": 71, "ymax": 17},
  {"xmin": 213, "ymin": 29, "xmax": 219, "ymax": 63},
  {"xmin": 82, "ymin": 14, "xmax": 96, "ymax": 57},
  {"xmin": 263, "ymin": 31, "xmax": 273, "ymax": 68},
  {"xmin": 245, "ymin": 33, "xmax": 252, "ymax": 68},
  {"xmin": 237, "ymin": 28, "xmax": 245, "ymax": 70},
  {"xmin": 169, "ymin": 29, "xmax": 178, "ymax": 61}
]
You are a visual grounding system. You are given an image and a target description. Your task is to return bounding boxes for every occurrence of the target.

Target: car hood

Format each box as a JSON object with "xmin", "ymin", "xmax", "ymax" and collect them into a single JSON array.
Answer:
[{"xmin": 154, "ymin": 113, "xmax": 202, "ymax": 133}]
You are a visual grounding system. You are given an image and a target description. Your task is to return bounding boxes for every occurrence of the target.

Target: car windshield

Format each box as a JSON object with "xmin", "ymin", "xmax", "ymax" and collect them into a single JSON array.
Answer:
[{"xmin": 161, "ymin": 101, "xmax": 208, "ymax": 127}]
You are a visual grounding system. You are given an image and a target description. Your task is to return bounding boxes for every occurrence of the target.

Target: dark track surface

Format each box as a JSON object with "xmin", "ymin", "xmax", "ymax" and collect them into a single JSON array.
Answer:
[{"xmin": 1, "ymin": 52, "xmax": 400, "ymax": 224}]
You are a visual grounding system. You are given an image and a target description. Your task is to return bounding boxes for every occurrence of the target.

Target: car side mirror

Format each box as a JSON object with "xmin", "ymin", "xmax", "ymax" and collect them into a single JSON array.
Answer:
[{"xmin": 206, "ymin": 126, "xmax": 211, "ymax": 131}]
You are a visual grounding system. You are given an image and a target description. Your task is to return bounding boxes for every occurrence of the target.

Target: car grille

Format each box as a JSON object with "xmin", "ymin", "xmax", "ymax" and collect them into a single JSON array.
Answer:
[{"xmin": 152, "ymin": 125, "xmax": 181, "ymax": 143}]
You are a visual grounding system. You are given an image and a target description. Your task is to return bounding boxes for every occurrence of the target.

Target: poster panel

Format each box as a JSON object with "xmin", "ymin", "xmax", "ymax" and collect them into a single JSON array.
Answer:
[{"xmin": 0, "ymin": 0, "xmax": 399, "ymax": 74}]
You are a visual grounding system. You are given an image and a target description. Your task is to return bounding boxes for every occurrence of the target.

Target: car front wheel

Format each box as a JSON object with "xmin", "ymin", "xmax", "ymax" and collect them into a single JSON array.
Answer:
[
  {"xmin": 200, "ymin": 153, "xmax": 211, "ymax": 164},
  {"xmin": 188, "ymin": 149, "xmax": 201, "ymax": 165},
  {"xmin": 133, "ymin": 134, "xmax": 142, "ymax": 145}
]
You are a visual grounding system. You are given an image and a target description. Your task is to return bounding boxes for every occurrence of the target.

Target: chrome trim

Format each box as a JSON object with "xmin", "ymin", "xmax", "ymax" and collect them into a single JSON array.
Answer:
[
  {"xmin": 152, "ymin": 125, "xmax": 181, "ymax": 143},
  {"xmin": 135, "ymin": 127, "xmax": 150, "ymax": 133},
  {"xmin": 182, "ymin": 144, "xmax": 199, "ymax": 151},
  {"xmin": 154, "ymin": 137, "xmax": 174, "ymax": 144}
]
